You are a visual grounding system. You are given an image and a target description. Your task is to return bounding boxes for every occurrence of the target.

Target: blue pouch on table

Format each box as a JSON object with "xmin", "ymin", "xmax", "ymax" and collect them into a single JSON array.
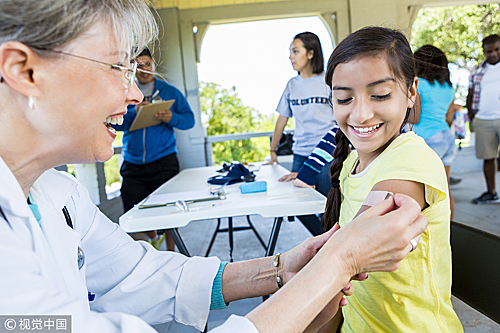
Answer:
[
  {"xmin": 240, "ymin": 181, "xmax": 267, "ymax": 194},
  {"xmin": 208, "ymin": 163, "xmax": 255, "ymax": 185}
]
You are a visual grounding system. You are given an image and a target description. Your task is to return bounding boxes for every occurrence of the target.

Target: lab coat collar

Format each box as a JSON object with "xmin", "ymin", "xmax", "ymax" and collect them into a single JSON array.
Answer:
[
  {"xmin": 0, "ymin": 156, "xmax": 77, "ymax": 221},
  {"xmin": 0, "ymin": 156, "xmax": 31, "ymax": 220},
  {"xmin": 0, "ymin": 157, "xmax": 86, "ymax": 302},
  {"xmin": 30, "ymin": 169, "xmax": 77, "ymax": 214}
]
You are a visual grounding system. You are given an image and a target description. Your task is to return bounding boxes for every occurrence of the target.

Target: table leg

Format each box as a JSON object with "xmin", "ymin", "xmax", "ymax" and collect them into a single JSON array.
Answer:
[
  {"xmin": 262, "ymin": 217, "xmax": 284, "ymax": 302},
  {"xmin": 168, "ymin": 230, "xmax": 204, "ymax": 330},
  {"xmin": 228, "ymin": 217, "xmax": 234, "ymax": 262},
  {"xmin": 246, "ymin": 216, "xmax": 267, "ymax": 250},
  {"xmin": 265, "ymin": 217, "xmax": 283, "ymax": 257},
  {"xmin": 205, "ymin": 219, "xmax": 221, "ymax": 257},
  {"xmin": 169, "ymin": 228, "xmax": 191, "ymax": 257}
]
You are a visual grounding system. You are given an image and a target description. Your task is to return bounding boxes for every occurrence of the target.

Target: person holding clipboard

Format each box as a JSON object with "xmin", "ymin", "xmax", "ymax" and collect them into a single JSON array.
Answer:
[{"xmin": 113, "ymin": 48, "xmax": 195, "ymax": 250}]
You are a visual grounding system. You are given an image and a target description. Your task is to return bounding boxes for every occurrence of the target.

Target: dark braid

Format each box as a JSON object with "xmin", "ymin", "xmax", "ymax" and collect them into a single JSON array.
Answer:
[{"xmin": 323, "ymin": 129, "xmax": 351, "ymax": 231}]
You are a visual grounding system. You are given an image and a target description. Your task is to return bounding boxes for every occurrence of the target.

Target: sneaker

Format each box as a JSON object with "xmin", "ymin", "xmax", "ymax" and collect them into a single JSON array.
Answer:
[
  {"xmin": 471, "ymin": 192, "xmax": 500, "ymax": 205},
  {"xmin": 449, "ymin": 177, "xmax": 462, "ymax": 186}
]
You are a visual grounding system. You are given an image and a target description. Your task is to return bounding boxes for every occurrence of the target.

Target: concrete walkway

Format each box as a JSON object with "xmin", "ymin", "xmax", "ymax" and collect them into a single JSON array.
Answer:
[
  {"xmin": 158, "ymin": 134, "xmax": 500, "ymax": 332},
  {"xmin": 451, "ymin": 146, "xmax": 500, "ymax": 237}
]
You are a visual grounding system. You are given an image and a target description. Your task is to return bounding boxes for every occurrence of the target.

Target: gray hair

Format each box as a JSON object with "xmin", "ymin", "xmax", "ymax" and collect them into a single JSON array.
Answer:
[{"xmin": 0, "ymin": 0, "xmax": 157, "ymax": 58}]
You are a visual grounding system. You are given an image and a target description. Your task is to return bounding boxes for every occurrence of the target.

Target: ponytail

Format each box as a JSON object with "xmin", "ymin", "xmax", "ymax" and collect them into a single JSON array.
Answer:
[{"xmin": 324, "ymin": 129, "xmax": 351, "ymax": 231}]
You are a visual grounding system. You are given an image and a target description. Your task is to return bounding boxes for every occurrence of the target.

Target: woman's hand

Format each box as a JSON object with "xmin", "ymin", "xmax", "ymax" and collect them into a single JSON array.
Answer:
[
  {"xmin": 279, "ymin": 172, "xmax": 297, "ymax": 182},
  {"xmin": 245, "ymin": 194, "xmax": 426, "ymax": 333},
  {"xmin": 326, "ymin": 193, "xmax": 428, "ymax": 277},
  {"xmin": 280, "ymin": 225, "xmax": 372, "ymax": 286},
  {"xmin": 279, "ymin": 225, "xmax": 352, "ymax": 333},
  {"xmin": 265, "ymin": 151, "xmax": 279, "ymax": 165},
  {"xmin": 293, "ymin": 178, "xmax": 315, "ymax": 188},
  {"xmin": 280, "ymin": 224, "xmax": 339, "ymax": 285}
]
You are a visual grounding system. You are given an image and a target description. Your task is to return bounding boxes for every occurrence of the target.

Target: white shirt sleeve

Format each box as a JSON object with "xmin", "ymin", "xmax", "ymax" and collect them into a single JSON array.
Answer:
[{"xmin": 76, "ymin": 192, "xmax": 220, "ymax": 331}]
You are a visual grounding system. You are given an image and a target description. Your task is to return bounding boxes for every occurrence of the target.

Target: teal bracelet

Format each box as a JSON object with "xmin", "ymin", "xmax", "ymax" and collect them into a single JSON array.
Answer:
[{"xmin": 210, "ymin": 262, "xmax": 229, "ymax": 310}]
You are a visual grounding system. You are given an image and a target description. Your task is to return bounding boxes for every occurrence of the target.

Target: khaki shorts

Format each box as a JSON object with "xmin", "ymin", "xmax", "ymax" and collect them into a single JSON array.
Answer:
[{"xmin": 473, "ymin": 118, "xmax": 500, "ymax": 160}]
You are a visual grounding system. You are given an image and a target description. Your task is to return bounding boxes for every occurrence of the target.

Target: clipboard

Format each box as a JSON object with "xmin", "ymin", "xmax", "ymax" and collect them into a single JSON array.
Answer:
[
  {"xmin": 138, "ymin": 189, "xmax": 226, "ymax": 209},
  {"xmin": 129, "ymin": 99, "xmax": 175, "ymax": 131}
]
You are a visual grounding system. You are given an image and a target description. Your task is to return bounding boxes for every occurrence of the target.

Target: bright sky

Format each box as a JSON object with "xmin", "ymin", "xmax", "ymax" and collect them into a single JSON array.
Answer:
[
  {"xmin": 197, "ymin": 16, "xmax": 470, "ymax": 115},
  {"xmin": 197, "ymin": 16, "xmax": 333, "ymax": 116}
]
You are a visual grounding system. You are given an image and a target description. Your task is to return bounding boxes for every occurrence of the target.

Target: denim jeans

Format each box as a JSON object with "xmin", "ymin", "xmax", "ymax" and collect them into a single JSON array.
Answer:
[
  {"xmin": 425, "ymin": 130, "xmax": 457, "ymax": 166},
  {"xmin": 291, "ymin": 154, "xmax": 332, "ymax": 235}
]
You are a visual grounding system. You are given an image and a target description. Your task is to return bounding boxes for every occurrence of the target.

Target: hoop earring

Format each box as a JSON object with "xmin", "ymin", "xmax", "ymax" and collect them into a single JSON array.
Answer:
[{"xmin": 28, "ymin": 95, "xmax": 35, "ymax": 110}]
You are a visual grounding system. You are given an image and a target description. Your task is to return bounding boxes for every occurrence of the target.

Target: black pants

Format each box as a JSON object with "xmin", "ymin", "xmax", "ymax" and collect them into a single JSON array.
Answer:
[{"xmin": 120, "ymin": 153, "xmax": 180, "ymax": 212}]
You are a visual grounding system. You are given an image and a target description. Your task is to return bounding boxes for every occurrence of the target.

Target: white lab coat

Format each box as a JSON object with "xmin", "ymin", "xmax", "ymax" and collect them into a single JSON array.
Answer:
[{"xmin": 0, "ymin": 157, "xmax": 257, "ymax": 333}]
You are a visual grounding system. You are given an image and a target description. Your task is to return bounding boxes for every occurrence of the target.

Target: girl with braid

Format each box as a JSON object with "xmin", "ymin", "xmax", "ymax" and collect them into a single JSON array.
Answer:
[{"xmin": 319, "ymin": 27, "xmax": 462, "ymax": 332}]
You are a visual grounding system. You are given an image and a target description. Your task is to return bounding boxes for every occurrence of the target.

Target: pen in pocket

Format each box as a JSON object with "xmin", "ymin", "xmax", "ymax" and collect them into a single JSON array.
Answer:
[{"xmin": 151, "ymin": 90, "xmax": 161, "ymax": 103}]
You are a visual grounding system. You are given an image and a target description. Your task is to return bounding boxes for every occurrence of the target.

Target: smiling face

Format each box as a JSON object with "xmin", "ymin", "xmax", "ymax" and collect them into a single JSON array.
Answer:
[
  {"xmin": 136, "ymin": 54, "xmax": 155, "ymax": 84},
  {"xmin": 331, "ymin": 55, "xmax": 417, "ymax": 167},
  {"xmin": 36, "ymin": 21, "xmax": 143, "ymax": 164},
  {"xmin": 484, "ymin": 41, "xmax": 500, "ymax": 65},
  {"xmin": 289, "ymin": 38, "xmax": 313, "ymax": 74}
]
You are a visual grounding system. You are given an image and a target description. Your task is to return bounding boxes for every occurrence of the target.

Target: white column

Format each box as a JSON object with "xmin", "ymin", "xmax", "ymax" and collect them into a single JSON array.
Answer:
[
  {"xmin": 155, "ymin": 8, "xmax": 209, "ymax": 169},
  {"xmin": 73, "ymin": 163, "xmax": 100, "ymax": 205}
]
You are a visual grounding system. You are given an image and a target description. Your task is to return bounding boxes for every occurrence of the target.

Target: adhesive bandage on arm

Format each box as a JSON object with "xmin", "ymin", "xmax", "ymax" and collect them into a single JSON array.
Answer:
[{"xmin": 362, "ymin": 191, "xmax": 394, "ymax": 207}]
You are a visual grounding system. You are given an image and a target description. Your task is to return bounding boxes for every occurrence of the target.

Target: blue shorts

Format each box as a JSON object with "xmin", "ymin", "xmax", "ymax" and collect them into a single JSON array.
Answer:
[{"xmin": 425, "ymin": 130, "xmax": 457, "ymax": 166}]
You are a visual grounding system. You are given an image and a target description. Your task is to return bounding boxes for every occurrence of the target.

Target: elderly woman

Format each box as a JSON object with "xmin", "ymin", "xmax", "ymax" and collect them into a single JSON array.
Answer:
[{"xmin": 0, "ymin": 1, "xmax": 427, "ymax": 332}]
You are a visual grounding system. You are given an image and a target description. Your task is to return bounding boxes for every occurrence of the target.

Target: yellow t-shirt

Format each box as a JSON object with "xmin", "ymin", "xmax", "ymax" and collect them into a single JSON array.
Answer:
[{"xmin": 339, "ymin": 132, "xmax": 463, "ymax": 333}]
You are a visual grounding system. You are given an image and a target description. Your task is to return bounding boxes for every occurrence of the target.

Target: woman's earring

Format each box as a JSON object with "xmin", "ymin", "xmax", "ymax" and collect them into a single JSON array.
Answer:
[{"xmin": 28, "ymin": 95, "xmax": 35, "ymax": 110}]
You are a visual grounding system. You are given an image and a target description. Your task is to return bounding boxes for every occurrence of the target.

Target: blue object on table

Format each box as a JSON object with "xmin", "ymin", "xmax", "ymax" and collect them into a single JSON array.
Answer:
[
  {"xmin": 208, "ymin": 163, "xmax": 255, "ymax": 185},
  {"xmin": 240, "ymin": 181, "xmax": 267, "ymax": 194}
]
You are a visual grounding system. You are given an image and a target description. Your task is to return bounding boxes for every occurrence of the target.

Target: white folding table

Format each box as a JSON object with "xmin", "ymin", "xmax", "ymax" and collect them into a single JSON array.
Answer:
[{"xmin": 119, "ymin": 164, "xmax": 326, "ymax": 259}]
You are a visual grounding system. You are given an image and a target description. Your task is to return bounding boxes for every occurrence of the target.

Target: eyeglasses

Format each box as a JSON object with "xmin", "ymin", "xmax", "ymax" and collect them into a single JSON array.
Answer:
[
  {"xmin": 137, "ymin": 60, "xmax": 153, "ymax": 69},
  {"xmin": 41, "ymin": 50, "xmax": 154, "ymax": 89}
]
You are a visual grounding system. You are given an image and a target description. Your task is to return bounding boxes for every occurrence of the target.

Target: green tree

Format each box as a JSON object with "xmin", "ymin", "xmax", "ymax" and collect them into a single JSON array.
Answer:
[
  {"xmin": 411, "ymin": 4, "xmax": 500, "ymax": 69},
  {"xmin": 411, "ymin": 4, "xmax": 500, "ymax": 103},
  {"xmin": 200, "ymin": 82, "xmax": 290, "ymax": 164}
]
